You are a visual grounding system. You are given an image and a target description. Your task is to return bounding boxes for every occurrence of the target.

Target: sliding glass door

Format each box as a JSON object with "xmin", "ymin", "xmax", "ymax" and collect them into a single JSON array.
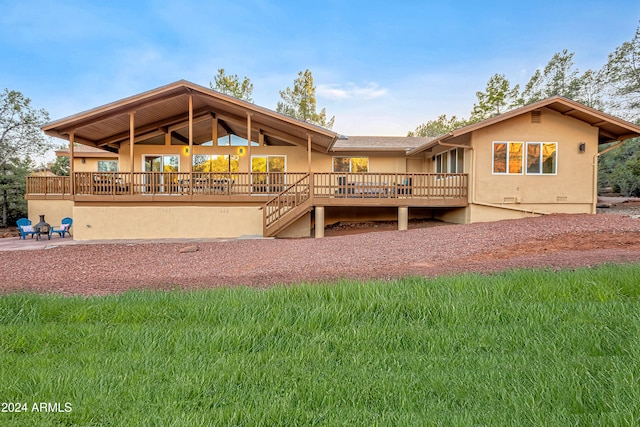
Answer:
[
  {"xmin": 144, "ymin": 155, "xmax": 179, "ymax": 193},
  {"xmin": 251, "ymin": 155, "xmax": 285, "ymax": 193}
]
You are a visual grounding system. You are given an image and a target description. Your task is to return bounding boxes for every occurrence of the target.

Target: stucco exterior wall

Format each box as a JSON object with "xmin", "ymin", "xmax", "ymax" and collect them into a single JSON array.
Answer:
[
  {"xmin": 275, "ymin": 212, "xmax": 311, "ymax": 238},
  {"xmin": 72, "ymin": 205, "xmax": 263, "ymax": 240},
  {"xmin": 27, "ymin": 199, "xmax": 74, "ymax": 227},
  {"xmin": 117, "ymin": 142, "xmax": 411, "ymax": 174},
  {"xmin": 71, "ymin": 157, "xmax": 118, "ymax": 172},
  {"xmin": 471, "ymin": 108, "xmax": 598, "ymax": 210}
]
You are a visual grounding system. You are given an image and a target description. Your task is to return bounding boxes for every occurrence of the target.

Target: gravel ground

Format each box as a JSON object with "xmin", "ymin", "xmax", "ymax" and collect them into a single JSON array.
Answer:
[{"xmin": 1, "ymin": 213, "xmax": 640, "ymax": 296}]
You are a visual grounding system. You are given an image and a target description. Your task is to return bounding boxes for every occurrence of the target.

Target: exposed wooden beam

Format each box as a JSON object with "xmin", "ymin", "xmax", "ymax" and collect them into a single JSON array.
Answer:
[
  {"xmin": 217, "ymin": 118, "xmax": 235, "ymax": 135},
  {"xmin": 167, "ymin": 112, "xmax": 212, "ymax": 133},
  {"xmin": 592, "ymin": 120, "xmax": 609, "ymax": 127},
  {"xmin": 171, "ymin": 131, "xmax": 189, "ymax": 144},
  {"xmin": 133, "ymin": 129, "xmax": 165, "ymax": 143},
  {"xmin": 599, "ymin": 129, "xmax": 617, "ymax": 141},
  {"xmin": 216, "ymin": 111, "xmax": 324, "ymax": 150},
  {"xmin": 96, "ymin": 108, "xmax": 213, "ymax": 146}
]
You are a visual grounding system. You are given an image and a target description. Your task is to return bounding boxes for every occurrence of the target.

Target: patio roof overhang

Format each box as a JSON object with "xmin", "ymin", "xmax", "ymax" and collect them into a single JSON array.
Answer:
[
  {"xmin": 42, "ymin": 80, "xmax": 338, "ymax": 153},
  {"xmin": 408, "ymin": 96, "xmax": 640, "ymax": 156}
]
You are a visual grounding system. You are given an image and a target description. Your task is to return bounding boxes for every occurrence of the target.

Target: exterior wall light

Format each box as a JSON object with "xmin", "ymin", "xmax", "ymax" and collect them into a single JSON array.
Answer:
[{"xmin": 579, "ymin": 142, "xmax": 586, "ymax": 153}]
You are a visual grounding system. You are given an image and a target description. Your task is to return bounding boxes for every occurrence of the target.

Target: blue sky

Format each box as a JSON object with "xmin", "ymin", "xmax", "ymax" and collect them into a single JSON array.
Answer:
[{"xmin": 1, "ymin": 0, "xmax": 639, "ymax": 139}]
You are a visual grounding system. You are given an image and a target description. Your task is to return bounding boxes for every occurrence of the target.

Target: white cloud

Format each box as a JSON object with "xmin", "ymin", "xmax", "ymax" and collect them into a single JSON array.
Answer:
[{"xmin": 317, "ymin": 82, "xmax": 388, "ymax": 101}]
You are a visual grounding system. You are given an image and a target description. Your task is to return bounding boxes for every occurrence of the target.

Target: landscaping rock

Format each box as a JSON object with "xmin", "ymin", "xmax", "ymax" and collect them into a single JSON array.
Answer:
[{"xmin": 179, "ymin": 245, "xmax": 199, "ymax": 253}]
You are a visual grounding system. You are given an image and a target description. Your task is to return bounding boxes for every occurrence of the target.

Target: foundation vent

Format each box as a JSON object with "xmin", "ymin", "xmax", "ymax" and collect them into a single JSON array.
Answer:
[
  {"xmin": 556, "ymin": 196, "xmax": 568, "ymax": 202},
  {"xmin": 531, "ymin": 110, "xmax": 542, "ymax": 123}
]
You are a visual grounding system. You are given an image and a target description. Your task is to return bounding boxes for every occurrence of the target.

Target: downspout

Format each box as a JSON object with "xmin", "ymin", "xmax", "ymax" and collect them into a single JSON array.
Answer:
[{"xmin": 592, "ymin": 140, "xmax": 625, "ymax": 214}]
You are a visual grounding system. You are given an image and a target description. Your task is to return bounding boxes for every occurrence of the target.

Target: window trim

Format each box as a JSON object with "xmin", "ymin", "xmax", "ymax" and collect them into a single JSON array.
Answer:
[
  {"xmin": 526, "ymin": 142, "xmax": 558, "ymax": 175},
  {"xmin": 492, "ymin": 141, "xmax": 524, "ymax": 175}
]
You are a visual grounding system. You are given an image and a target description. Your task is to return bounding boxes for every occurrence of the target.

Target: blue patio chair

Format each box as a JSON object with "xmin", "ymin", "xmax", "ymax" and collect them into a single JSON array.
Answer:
[
  {"xmin": 50, "ymin": 217, "xmax": 73, "ymax": 238},
  {"xmin": 17, "ymin": 218, "xmax": 36, "ymax": 240}
]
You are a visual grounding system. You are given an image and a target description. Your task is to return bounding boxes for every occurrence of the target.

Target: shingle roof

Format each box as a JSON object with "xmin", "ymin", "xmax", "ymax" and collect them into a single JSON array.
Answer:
[
  {"xmin": 55, "ymin": 144, "xmax": 118, "ymax": 158},
  {"xmin": 332, "ymin": 136, "xmax": 435, "ymax": 152}
]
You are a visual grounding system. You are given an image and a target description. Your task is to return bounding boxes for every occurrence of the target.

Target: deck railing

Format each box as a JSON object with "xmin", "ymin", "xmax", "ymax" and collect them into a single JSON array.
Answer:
[
  {"xmin": 26, "ymin": 176, "xmax": 71, "ymax": 195},
  {"xmin": 26, "ymin": 172, "xmax": 468, "ymax": 200},
  {"xmin": 264, "ymin": 174, "xmax": 312, "ymax": 232},
  {"xmin": 313, "ymin": 172, "xmax": 468, "ymax": 200}
]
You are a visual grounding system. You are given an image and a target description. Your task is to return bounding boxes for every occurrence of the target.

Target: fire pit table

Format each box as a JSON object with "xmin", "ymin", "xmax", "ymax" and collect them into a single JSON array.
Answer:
[{"xmin": 33, "ymin": 214, "xmax": 51, "ymax": 241}]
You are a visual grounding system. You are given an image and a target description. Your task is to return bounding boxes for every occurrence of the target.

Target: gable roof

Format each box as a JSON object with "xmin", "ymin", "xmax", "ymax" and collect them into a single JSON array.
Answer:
[
  {"xmin": 42, "ymin": 80, "xmax": 338, "ymax": 153},
  {"xmin": 55, "ymin": 144, "xmax": 118, "ymax": 158},
  {"xmin": 408, "ymin": 96, "xmax": 640, "ymax": 156}
]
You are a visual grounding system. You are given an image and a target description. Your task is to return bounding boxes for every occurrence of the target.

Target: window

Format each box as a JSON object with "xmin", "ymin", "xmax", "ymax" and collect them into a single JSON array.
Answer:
[
  {"xmin": 332, "ymin": 157, "xmax": 369, "ymax": 173},
  {"xmin": 526, "ymin": 142, "xmax": 557, "ymax": 174},
  {"xmin": 193, "ymin": 155, "xmax": 239, "ymax": 172},
  {"xmin": 251, "ymin": 155, "xmax": 286, "ymax": 193},
  {"xmin": 144, "ymin": 155, "xmax": 178, "ymax": 172},
  {"xmin": 493, "ymin": 142, "xmax": 523, "ymax": 174},
  {"xmin": 217, "ymin": 134, "xmax": 259, "ymax": 147},
  {"xmin": 97, "ymin": 160, "xmax": 118, "ymax": 172},
  {"xmin": 435, "ymin": 148, "xmax": 464, "ymax": 173}
]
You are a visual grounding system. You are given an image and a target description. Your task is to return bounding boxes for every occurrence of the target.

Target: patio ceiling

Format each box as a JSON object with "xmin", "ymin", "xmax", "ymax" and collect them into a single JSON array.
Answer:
[{"xmin": 42, "ymin": 80, "xmax": 338, "ymax": 153}]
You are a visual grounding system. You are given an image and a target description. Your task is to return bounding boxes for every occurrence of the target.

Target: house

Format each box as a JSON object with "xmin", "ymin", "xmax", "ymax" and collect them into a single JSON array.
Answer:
[
  {"xmin": 26, "ymin": 80, "xmax": 640, "ymax": 240},
  {"xmin": 55, "ymin": 144, "xmax": 119, "ymax": 173}
]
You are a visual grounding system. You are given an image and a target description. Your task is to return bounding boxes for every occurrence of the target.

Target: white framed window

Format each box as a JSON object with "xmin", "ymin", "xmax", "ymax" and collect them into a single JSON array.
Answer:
[
  {"xmin": 434, "ymin": 148, "xmax": 464, "ymax": 173},
  {"xmin": 332, "ymin": 157, "xmax": 369, "ymax": 173},
  {"xmin": 526, "ymin": 142, "xmax": 557, "ymax": 175},
  {"xmin": 493, "ymin": 141, "xmax": 524, "ymax": 174}
]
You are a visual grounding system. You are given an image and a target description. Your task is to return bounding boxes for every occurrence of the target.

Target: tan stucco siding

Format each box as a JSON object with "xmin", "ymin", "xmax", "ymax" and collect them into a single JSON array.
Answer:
[
  {"xmin": 28, "ymin": 200, "xmax": 74, "ymax": 227},
  {"xmin": 118, "ymin": 142, "xmax": 412, "ymax": 174},
  {"xmin": 72, "ymin": 157, "xmax": 118, "ymax": 172},
  {"xmin": 72, "ymin": 206, "xmax": 263, "ymax": 240},
  {"xmin": 471, "ymin": 109, "xmax": 598, "ymax": 208}
]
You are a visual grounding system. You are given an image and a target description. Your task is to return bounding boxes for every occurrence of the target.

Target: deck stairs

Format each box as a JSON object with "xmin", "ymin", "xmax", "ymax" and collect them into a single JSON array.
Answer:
[{"xmin": 263, "ymin": 174, "xmax": 313, "ymax": 237}]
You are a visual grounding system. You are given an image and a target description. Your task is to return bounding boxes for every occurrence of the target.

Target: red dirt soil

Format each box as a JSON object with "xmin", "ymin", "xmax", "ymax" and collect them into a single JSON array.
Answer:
[{"xmin": 1, "ymin": 212, "xmax": 640, "ymax": 296}]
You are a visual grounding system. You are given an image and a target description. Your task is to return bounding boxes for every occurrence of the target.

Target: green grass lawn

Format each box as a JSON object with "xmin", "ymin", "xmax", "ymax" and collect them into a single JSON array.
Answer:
[{"xmin": 1, "ymin": 264, "xmax": 640, "ymax": 426}]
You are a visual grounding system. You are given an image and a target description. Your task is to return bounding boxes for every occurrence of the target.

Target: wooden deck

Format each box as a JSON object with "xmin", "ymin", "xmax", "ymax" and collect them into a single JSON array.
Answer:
[{"xmin": 27, "ymin": 172, "xmax": 468, "ymax": 207}]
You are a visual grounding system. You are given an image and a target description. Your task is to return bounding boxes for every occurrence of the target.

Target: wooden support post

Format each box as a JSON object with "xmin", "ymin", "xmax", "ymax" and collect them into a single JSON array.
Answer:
[
  {"xmin": 247, "ymin": 113, "xmax": 252, "ymax": 174},
  {"xmin": 307, "ymin": 134, "xmax": 312, "ymax": 174},
  {"xmin": 212, "ymin": 116, "xmax": 218, "ymax": 146},
  {"xmin": 188, "ymin": 94, "xmax": 193, "ymax": 174},
  {"xmin": 129, "ymin": 112, "xmax": 135, "ymax": 195},
  {"xmin": 69, "ymin": 131, "xmax": 75, "ymax": 196},
  {"xmin": 315, "ymin": 206, "xmax": 325, "ymax": 238},
  {"xmin": 398, "ymin": 206, "xmax": 408, "ymax": 231}
]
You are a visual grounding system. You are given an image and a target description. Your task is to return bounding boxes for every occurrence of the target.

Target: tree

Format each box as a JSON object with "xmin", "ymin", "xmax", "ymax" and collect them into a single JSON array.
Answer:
[
  {"xmin": 50, "ymin": 144, "xmax": 70, "ymax": 176},
  {"xmin": 575, "ymin": 68, "xmax": 607, "ymax": 110},
  {"xmin": 604, "ymin": 23, "xmax": 640, "ymax": 121},
  {"xmin": 210, "ymin": 68, "xmax": 254, "ymax": 102},
  {"xmin": 470, "ymin": 74, "xmax": 520, "ymax": 122},
  {"xmin": 0, "ymin": 89, "xmax": 51, "ymax": 226},
  {"xmin": 276, "ymin": 69, "xmax": 335, "ymax": 129},
  {"xmin": 0, "ymin": 156, "xmax": 30, "ymax": 227},
  {"xmin": 517, "ymin": 49, "xmax": 582, "ymax": 105},
  {"xmin": 407, "ymin": 114, "xmax": 469, "ymax": 137}
]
